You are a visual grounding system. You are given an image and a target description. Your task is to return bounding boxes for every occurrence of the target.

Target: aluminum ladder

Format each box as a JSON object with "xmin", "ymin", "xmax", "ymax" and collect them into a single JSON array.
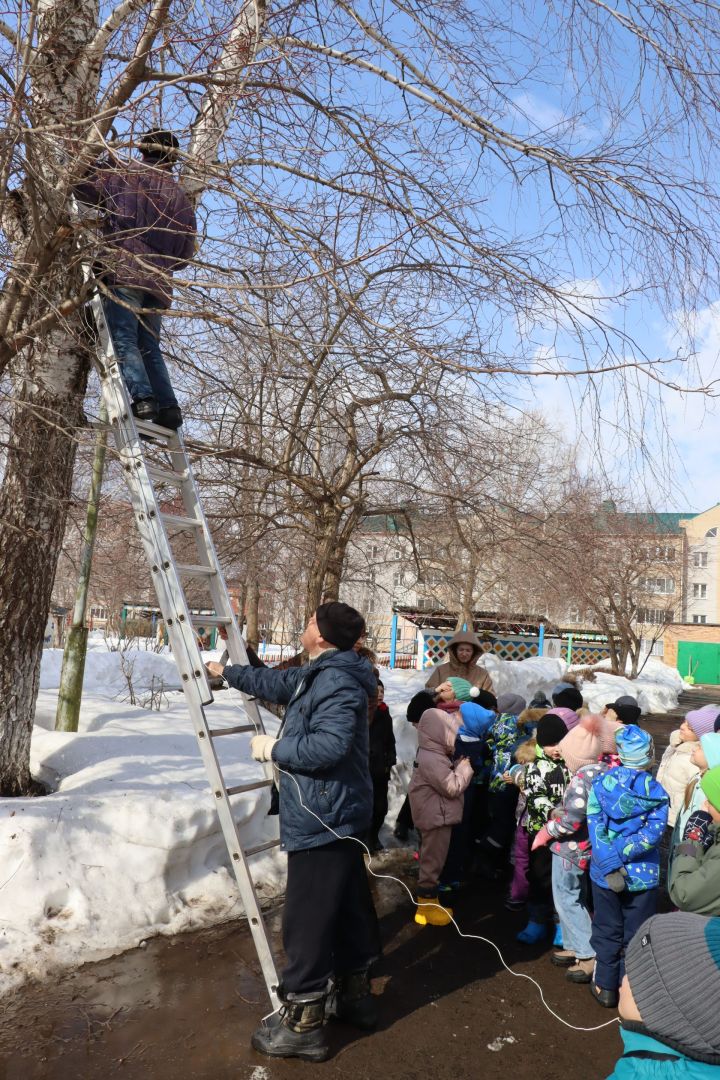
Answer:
[{"xmin": 85, "ymin": 279, "xmax": 281, "ymax": 1010}]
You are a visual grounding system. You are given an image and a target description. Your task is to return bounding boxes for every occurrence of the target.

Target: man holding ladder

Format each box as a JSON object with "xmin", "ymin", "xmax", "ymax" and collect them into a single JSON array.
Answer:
[{"xmin": 207, "ymin": 601, "xmax": 381, "ymax": 1062}]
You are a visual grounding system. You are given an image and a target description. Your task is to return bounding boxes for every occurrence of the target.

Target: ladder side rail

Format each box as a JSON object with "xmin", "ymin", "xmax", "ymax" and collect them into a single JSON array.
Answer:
[
  {"xmin": 189, "ymin": 698, "xmax": 281, "ymax": 1009},
  {"xmin": 173, "ymin": 441, "xmax": 271, "ymax": 736},
  {"xmin": 79, "ymin": 256, "xmax": 282, "ymax": 1007},
  {"xmin": 113, "ymin": 428, "xmax": 282, "ymax": 1005},
  {"xmin": 105, "ymin": 428, "xmax": 215, "ymax": 702}
]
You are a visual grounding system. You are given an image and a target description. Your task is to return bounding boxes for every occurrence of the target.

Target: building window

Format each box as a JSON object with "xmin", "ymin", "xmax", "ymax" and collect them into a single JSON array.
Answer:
[
  {"xmin": 693, "ymin": 583, "xmax": 708, "ymax": 599},
  {"xmin": 393, "ymin": 571, "xmax": 404, "ymax": 588},
  {"xmin": 90, "ymin": 606, "xmax": 107, "ymax": 621},
  {"xmin": 371, "ymin": 545, "xmax": 379, "ymax": 560},
  {"xmin": 707, "ymin": 528, "xmax": 718, "ymax": 538},
  {"xmin": 639, "ymin": 577, "xmax": 675, "ymax": 595},
  {"xmin": 654, "ymin": 545, "xmax": 676, "ymax": 562},
  {"xmin": 394, "ymin": 549, "xmax": 402, "ymax": 560},
  {"xmin": 693, "ymin": 615, "xmax": 707, "ymax": 624},
  {"xmin": 367, "ymin": 596, "xmax": 376, "ymax": 613},
  {"xmin": 637, "ymin": 608, "xmax": 674, "ymax": 625},
  {"xmin": 693, "ymin": 552, "xmax": 708, "ymax": 568}
]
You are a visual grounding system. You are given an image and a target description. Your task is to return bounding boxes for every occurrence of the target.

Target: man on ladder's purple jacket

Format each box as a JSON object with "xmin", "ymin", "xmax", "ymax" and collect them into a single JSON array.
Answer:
[
  {"xmin": 74, "ymin": 130, "xmax": 196, "ymax": 431},
  {"xmin": 206, "ymin": 601, "xmax": 381, "ymax": 1063}
]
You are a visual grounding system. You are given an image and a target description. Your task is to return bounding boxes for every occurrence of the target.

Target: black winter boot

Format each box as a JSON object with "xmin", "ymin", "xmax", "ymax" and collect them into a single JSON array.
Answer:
[
  {"xmin": 156, "ymin": 404, "xmax": 183, "ymax": 430},
  {"xmin": 251, "ymin": 990, "xmax": 329, "ymax": 1062},
  {"xmin": 131, "ymin": 397, "xmax": 158, "ymax": 422},
  {"xmin": 329, "ymin": 968, "xmax": 378, "ymax": 1030}
]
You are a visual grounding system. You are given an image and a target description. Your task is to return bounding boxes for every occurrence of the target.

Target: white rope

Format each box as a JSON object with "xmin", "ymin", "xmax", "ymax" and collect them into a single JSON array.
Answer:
[{"xmin": 225, "ymin": 682, "xmax": 620, "ymax": 1034}]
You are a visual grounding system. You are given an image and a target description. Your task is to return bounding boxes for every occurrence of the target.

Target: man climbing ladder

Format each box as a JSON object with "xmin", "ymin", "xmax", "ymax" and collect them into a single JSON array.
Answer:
[{"xmin": 74, "ymin": 129, "xmax": 196, "ymax": 430}]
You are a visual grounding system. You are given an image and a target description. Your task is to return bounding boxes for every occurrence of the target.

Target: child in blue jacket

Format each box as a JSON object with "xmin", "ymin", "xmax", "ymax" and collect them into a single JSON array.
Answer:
[
  {"xmin": 608, "ymin": 911, "xmax": 720, "ymax": 1078},
  {"xmin": 588, "ymin": 725, "xmax": 669, "ymax": 1009}
]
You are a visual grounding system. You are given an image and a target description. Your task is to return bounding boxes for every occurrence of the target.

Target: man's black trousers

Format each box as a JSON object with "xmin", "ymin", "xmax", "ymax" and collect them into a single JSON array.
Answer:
[{"xmin": 282, "ymin": 839, "xmax": 381, "ymax": 994}]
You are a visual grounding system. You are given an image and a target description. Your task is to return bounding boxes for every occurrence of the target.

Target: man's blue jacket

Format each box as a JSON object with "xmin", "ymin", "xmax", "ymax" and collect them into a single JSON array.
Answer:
[{"xmin": 223, "ymin": 650, "xmax": 376, "ymax": 852}]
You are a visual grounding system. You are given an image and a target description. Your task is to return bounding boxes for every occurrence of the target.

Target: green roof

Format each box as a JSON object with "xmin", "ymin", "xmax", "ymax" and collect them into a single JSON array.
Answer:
[{"xmin": 594, "ymin": 511, "xmax": 697, "ymax": 535}]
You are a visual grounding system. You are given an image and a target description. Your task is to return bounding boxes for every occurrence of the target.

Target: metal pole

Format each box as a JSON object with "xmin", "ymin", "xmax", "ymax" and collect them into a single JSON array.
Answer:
[
  {"xmin": 389, "ymin": 612, "xmax": 398, "ymax": 669},
  {"xmin": 538, "ymin": 621, "xmax": 545, "ymax": 657},
  {"xmin": 55, "ymin": 406, "xmax": 109, "ymax": 732}
]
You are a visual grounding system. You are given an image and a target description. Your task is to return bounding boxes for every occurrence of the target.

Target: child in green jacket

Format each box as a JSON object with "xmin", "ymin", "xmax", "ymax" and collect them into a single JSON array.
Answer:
[
  {"xmin": 669, "ymin": 765, "xmax": 720, "ymax": 917},
  {"xmin": 608, "ymin": 911, "xmax": 720, "ymax": 1078}
]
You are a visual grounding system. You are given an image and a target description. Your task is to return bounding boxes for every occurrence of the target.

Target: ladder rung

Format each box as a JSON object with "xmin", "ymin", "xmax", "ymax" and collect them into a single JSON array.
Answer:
[
  {"xmin": 161, "ymin": 512, "xmax": 202, "ymax": 531},
  {"xmin": 134, "ymin": 418, "xmax": 176, "ymax": 440},
  {"xmin": 226, "ymin": 778, "xmax": 273, "ymax": 796},
  {"xmin": 177, "ymin": 563, "xmax": 217, "ymax": 578},
  {"xmin": 190, "ymin": 613, "xmax": 232, "ymax": 626},
  {"xmin": 146, "ymin": 464, "xmax": 187, "ymax": 485},
  {"xmin": 245, "ymin": 839, "xmax": 281, "ymax": 857},
  {"xmin": 209, "ymin": 724, "xmax": 256, "ymax": 737}
]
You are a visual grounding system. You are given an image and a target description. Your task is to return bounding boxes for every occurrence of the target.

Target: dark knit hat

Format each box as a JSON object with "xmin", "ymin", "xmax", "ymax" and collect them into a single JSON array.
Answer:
[
  {"xmin": 406, "ymin": 691, "xmax": 436, "ymax": 725},
  {"xmin": 140, "ymin": 129, "xmax": 180, "ymax": 164},
  {"xmin": 625, "ymin": 912, "xmax": 720, "ymax": 1061},
  {"xmin": 475, "ymin": 689, "xmax": 498, "ymax": 711},
  {"xmin": 605, "ymin": 695, "xmax": 641, "ymax": 724},
  {"xmin": 536, "ymin": 712, "xmax": 568, "ymax": 748},
  {"xmin": 315, "ymin": 602, "xmax": 366, "ymax": 651},
  {"xmin": 552, "ymin": 684, "xmax": 584, "ymax": 711},
  {"xmin": 529, "ymin": 691, "xmax": 551, "ymax": 709},
  {"xmin": 497, "ymin": 693, "xmax": 527, "ymax": 717}
]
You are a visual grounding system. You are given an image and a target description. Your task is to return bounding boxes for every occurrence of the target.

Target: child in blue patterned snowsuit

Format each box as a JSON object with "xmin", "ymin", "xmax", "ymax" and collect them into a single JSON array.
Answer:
[{"xmin": 587, "ymin": 725, "xmax": 669, "ymax": 1008}]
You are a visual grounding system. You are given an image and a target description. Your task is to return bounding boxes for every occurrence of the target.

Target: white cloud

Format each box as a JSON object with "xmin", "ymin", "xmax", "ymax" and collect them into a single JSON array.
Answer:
[{"xmin": 509, "ymin": 92, "xmax": 606, "ymax": 145}]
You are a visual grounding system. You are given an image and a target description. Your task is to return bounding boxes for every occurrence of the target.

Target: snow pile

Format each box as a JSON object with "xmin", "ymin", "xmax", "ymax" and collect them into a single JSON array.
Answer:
[
  {"xmin": 1, "ymin": 660, "xmax": 284, "ymax": 996},
  {"xmin": 40, "ymin": 642, "xmax": 181, "ymax": 695},
  {"xmin": 580, "ymin": 659, "xmax": 686, "ymax": 716},
  {"xmin": 481, "ymin": 655, "xmax": 566, "ymax": 704},
  {"xmin": 0, "ymin": 647, "xmax": 685, "ymax": 996}
]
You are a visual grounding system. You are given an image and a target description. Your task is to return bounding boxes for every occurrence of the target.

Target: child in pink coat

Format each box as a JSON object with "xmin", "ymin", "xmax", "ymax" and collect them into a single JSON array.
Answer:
[{"xmin": 409, "ymin": 708, "xmax": 473, "ymax": 926}]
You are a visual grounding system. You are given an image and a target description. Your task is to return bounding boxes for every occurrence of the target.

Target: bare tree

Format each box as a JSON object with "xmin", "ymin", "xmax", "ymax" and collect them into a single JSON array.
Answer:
[{"xmin": 539, "ymin": 494, "xmax": 681, "ymax": 676}]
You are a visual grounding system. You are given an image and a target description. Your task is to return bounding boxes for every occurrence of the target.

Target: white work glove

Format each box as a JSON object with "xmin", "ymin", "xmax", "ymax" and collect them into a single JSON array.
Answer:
[{"xmin": 250, "ymin": 734, "xmax": 277, "ymax": 762}]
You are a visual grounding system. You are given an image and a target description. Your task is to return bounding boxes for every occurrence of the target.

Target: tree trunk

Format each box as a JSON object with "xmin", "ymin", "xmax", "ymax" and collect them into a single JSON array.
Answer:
[
  {"xmin": 322, "ymin": 507, "xmax": 362, "ymax": 605},
  {"xmin": 245, "ymin": 577, "xmax": 260, "ymax": 650},
  {"xmin": 304, "ymin": 506, "xmax": 343, "ymax": 622},
  {"xmin": 456, "ymin": 566, "xmax": 476, "ymax": 631},
  {"xmin": 0, "ymin": 344, "xmax": 90, "ymax": 792},
  {"xmin": 56, "ymin": 409, "xmax": 108, "ymax": 732}
]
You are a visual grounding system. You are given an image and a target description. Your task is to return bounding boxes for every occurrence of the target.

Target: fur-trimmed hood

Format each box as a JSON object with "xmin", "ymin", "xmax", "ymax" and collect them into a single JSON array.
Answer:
[
  {"xmin": 519, "ymin": 706, "xmax": 548, "ymax": 730},
  {"xmin": 514, "ymin": 737, "xmax": 538, "ymax": 764}
]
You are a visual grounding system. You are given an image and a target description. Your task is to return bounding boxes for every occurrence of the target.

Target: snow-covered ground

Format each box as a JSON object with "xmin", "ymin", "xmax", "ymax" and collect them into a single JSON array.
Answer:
[{"xmin": 0, "ymin": 644, "xmax": 685, "ymax": 996}]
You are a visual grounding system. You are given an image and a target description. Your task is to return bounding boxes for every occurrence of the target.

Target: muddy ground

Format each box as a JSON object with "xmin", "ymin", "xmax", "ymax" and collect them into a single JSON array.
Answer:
[{"xmin": 0, "ymin": 707, "xmax": 692, "ymax": 1080}]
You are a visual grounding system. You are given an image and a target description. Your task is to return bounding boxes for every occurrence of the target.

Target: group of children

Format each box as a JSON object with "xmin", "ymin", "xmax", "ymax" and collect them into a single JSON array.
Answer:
[{"xmin": 395, "ymin": 674, "xmax": 720, "ymax": 1024}]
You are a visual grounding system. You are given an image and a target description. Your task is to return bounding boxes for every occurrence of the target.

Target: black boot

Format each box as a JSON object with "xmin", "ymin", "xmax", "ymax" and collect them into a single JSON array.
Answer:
[
  {"xmin": 251, "ymin": 990, "xmax": 329, "ymax": 1062},
  {"xmin": 131, "ymin": 397, "xmax": 158, "ymax": 422},
  {"xmin": 156, "ymin": 404, "xmax": 183, "ymax": 430},
  {"xmin": 329, "ymin": 968, "xmax": 378, "ymax": 1030},
  {"xmin": 589, "ymin": 981, "xmax": 619, "ymax": 1009}
]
